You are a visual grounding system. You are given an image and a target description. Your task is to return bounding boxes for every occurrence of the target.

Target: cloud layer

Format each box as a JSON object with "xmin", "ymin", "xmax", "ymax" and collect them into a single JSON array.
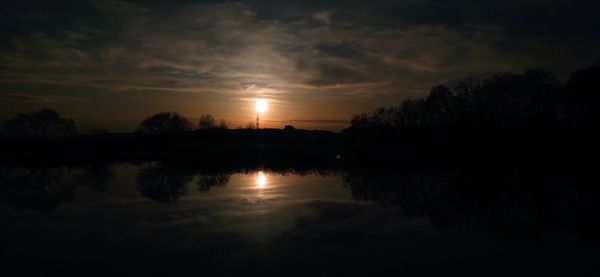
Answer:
[{"xmin": 1, "ymin": 0, "xmax": 598, "ymax": 131}]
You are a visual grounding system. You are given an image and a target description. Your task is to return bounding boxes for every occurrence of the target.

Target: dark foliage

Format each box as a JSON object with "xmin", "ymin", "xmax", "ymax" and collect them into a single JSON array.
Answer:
[
  {"xmin": 348, "ymin": 67, "xmax": 598, "ymax": 130},
  {"xmin": 1, "ymin": 109, "xmax": 76, "ymax": 139},
  {"xmin": 136, "ymin": 112, "xmax": 193, "ymax": 134},
  {"xmin": 566, "ymin": 65, "xmax": 600, "ymax": 125}
]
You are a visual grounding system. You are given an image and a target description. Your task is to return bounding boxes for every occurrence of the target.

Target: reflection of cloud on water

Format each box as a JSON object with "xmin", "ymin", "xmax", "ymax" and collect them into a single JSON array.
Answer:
[{"xmin": 241, "ymin": 197, "xmax": 267, "ymax": 206}]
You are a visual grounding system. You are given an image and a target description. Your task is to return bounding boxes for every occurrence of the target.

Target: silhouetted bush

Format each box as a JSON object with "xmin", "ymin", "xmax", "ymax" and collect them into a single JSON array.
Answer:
[
  {"xmin": 136, "ymin": 112, "xmax": 193, "ymax": 134},
  {"xmin": 1, "ymin": 109, "xmax": 76, "ymax": 139}
]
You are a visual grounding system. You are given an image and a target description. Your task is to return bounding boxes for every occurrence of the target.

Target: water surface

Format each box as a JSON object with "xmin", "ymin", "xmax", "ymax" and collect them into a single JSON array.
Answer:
[{"xmin": 1, "ymin": 163, "xmax": 598, "ymax": 276}]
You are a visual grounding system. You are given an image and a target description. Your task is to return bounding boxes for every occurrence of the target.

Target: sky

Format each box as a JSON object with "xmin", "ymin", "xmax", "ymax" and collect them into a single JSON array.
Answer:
[{"xmin": 1, "ymin": 0, "xmax": 599, "ymax": 132}]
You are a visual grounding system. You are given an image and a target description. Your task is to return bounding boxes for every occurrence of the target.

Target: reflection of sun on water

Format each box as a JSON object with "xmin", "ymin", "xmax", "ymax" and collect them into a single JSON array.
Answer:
[{"xmin": 256, "ymin": 171, "xmax": 266, "ymax": 189}]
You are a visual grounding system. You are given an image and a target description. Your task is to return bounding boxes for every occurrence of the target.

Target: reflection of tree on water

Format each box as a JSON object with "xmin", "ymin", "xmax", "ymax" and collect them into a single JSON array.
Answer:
[
  {"xmin": 76, "ymin": 165, "xmax": 114, "ymax": 192},
  {"xmin": 136, "ymin": 164, "xmax": 192, "ymax": 203},
  {"xmin": 135, "ymin": 163, "xmax": 231, "ymax": 202},
  {"xmin": 0, "ymin": 165, "xmax": 114, "ymax": 212},
  {"xmin": 2, "ymin": 168, "xmax": 75, "ymax": 212},
  {"xmin": 343, "ymin": 166, "xmax": 600, "ymax": 240},
  {"xmin": 197, "ymin": 173, "xmax": 230, "ymax": 192},
  {"xmin": 0, "ymin": 162, "xmax": 233, "ymax": 209}
]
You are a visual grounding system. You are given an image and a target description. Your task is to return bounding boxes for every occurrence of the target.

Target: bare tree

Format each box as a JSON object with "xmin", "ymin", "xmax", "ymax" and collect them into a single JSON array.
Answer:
[
  {"xmin": 217, "ymin": 119, "xmax": 228, "ymax": 130},
  {"xmin": 197, "ymin": 114, "xmax": 216, "ymax": 130}
]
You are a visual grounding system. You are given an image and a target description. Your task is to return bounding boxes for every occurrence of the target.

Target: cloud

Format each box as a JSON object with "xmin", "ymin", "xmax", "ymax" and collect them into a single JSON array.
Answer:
[
  {"xmin": 313, "ymin": 10, "xmax": 334, "ymax": 25},
  {"xmin": 1, "ymin": 0, "xmax": 598, "ymax": 130},
  {"xmin": 1, "ymin": 92, "xmax": 88, "ymax": 103},
  {"xmin": 315, "ymin": 43, "xmax": 361, "ymax": 58}
]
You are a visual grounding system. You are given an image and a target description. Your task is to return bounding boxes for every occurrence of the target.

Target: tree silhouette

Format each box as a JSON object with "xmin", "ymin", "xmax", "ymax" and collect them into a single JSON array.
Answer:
[
  {"xmin": 453, "ymin": 69, "xmax": 561, "ymax": 127},
  {"xmin": 1, "ymin": 109, "xmax": 76, "ymax": 139},
  {"xmin": 424, "ymin": 85, "xmax": 455, "ymax": 125},
  {"xmin": 566, "ymin": 65, "xmax": 600, "ymax": 125},
  {"xmin": 217, "ymin": 119, "xmax": 228, "ymax": 130},
  {"xmin": 196, "ymin": 114, "xmax": 228, "ymax": 130},
  {"xmin": 136, "ymin": 112, "xmax": 193, "ymax": 134},
  {"xmin": 197, "ymin": 114, "xmax": 216, "ymax": 130},
  {"xmin": 349, "ymin": 69, "xmax": 566, "ymax": 130}
]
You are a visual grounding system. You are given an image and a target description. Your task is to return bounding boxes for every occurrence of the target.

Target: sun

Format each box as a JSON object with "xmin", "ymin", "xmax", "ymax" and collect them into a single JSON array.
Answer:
[{"xmin": 256, "ymin": 99, "xmax": 267, "ymax": 113}]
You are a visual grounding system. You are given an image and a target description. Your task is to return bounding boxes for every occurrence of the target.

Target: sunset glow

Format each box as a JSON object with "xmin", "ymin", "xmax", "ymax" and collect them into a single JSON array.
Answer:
[{"xmin": 0, "ymin": 0, "xmax": 597, "ymax": 275}]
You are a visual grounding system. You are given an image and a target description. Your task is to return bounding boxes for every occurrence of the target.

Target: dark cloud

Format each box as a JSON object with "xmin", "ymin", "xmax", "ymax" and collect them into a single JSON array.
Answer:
[
  {"xmin": 1, "ymin": 92, "xmax": 87, "ymax": 103},
  {"xmin": 307, "ymin": 64, "xmax": 367, "ymax": 87},
  {"xmin": 316, "ymin": 43, "xmax": 361, "ymax": 58}
]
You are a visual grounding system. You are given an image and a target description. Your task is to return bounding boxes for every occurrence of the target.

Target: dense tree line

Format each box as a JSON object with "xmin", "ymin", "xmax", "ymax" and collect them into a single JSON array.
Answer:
[{"xmin": 349, "ymin": 66, "xmax": 599, "ymax": 130}]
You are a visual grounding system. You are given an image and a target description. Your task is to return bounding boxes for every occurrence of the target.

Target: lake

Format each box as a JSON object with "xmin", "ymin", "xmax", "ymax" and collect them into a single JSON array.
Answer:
[{"xmin": 1, "ymin": 163, "xmax": 598, "ymax": 276}]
